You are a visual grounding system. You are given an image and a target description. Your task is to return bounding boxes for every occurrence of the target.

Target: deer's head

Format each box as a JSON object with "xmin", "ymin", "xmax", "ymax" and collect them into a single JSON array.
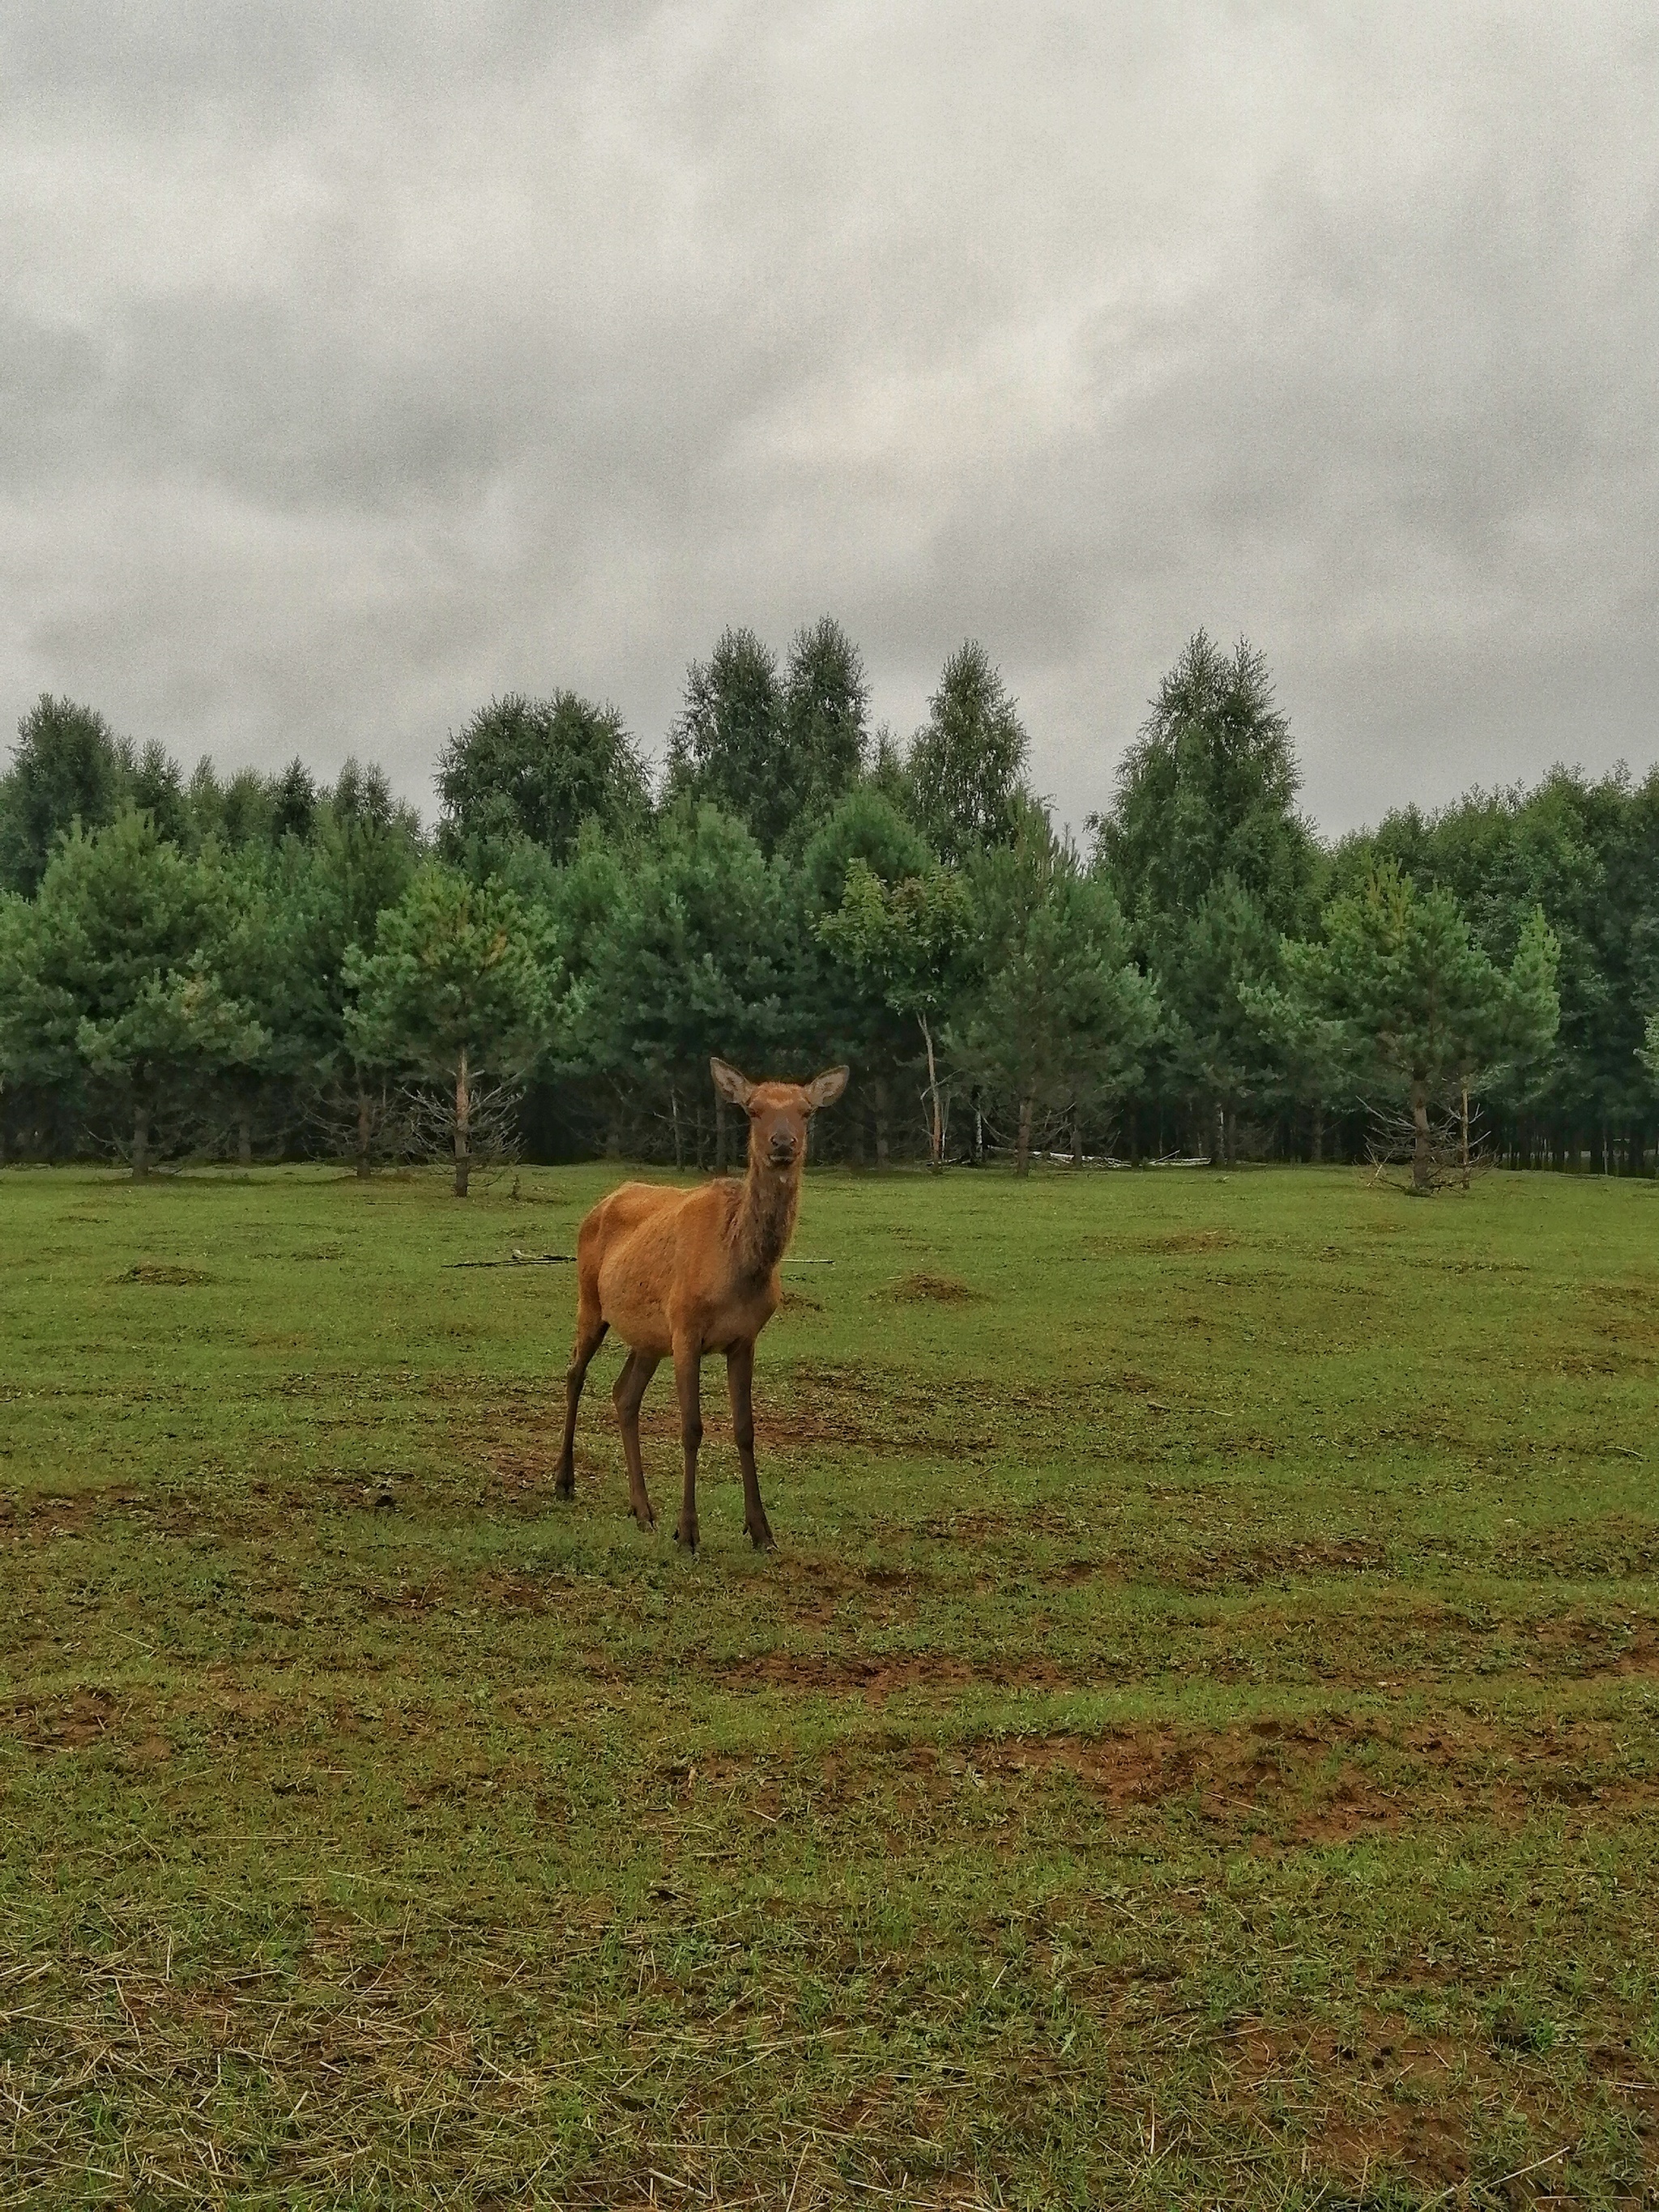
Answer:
[{"xmin": 710, "ymin": 1059, "xmax": 849, "ymax": 1172}]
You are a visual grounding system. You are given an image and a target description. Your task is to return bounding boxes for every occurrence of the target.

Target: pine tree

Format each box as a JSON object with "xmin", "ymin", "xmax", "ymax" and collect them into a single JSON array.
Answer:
[
  {"xmin": 1286, "ymin": 861, "xmax": 1559, "ymax": 1190},
  {"xmin": 345, "ymin": 867, "xmax": 552, "ymax": 1196},
  {"xmin": 955, "ymin": 804, "xmax": 1158, "ymax": 1174}
]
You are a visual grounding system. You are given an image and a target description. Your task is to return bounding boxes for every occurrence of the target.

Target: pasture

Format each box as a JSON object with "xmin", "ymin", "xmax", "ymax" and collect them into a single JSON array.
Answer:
[{"xmin": 1, "ymin": 1161, "xmax": 1656, "ymax": 2209}]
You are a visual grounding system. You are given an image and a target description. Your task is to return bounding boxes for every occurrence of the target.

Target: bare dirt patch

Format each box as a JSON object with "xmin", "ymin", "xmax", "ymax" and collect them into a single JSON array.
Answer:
[
  {"xmin": 0, "ymin": 1490, "xmax": 108, "ymax": 1541},
  {"xmin": 977, "ymin": 1711, "xmax": 1659, "ymax": 1839},
  {"xmin": 1166, "ymin": 1534, "xmax": 1387, "ymax": 1591},
  {"xmin": 113, "ymin": 1263, "xmax": 215, "ymax": 1286},
  {"xmin": 984, "ymin": 1721, "xmax": 1402, "ymax": 1836},
  {"xmin": 5, "ymin": 1687, "xmax": 117, "ymax": 1750},
  {"xmin": 880, "ymin": 1272, "xmax": 986, "ymax": 1304},
  {"xmin": 730, "ymin": 1651, "xmax": 1073, "ymax": 1699},
  {"xmin": 472, "ymin": 1570, "xmax": 552, "ymax": 1614},
  {"xmin": 1216, "ymin": 2016, "xmax": 1491, "ymax": 2192}
]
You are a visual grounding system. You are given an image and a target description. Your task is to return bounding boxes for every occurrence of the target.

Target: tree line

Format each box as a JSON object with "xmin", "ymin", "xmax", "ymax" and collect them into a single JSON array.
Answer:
[{"xmin": 2, "ymin": 627, "xmax": 1656, "ymax": 1191}]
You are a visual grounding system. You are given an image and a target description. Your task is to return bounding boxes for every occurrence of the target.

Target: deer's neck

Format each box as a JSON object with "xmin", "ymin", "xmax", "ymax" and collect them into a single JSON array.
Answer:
[{"xmin": 731, "ymin": 1156, "xmax": 802, "ymax": 1281}]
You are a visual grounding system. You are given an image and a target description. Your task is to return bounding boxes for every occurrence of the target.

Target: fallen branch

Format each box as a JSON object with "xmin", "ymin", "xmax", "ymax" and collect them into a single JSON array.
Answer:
[
  {"xmin": 445, "ymin": 1252, "xmax": 575, "ymax": 1269},
  {"xmin": 446, "ymin": 1251, "xmax": 834, "ymax": 1272}
]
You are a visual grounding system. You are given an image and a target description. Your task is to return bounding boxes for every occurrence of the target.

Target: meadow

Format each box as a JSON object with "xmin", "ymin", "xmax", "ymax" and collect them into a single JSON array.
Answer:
[{"xmin": 1, "ymin": 1158, "xmax": 1656, "ymax": 2209}]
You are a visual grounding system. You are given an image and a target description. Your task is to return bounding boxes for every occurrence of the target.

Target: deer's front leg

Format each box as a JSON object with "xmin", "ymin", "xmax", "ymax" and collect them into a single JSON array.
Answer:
[
  {"xmin": 727, "ymin": 1340, "xmax": 774, "ymax": 1551},
  {"xmin": 672, "ymin": 1336, "xmax": 702, "ymax": 1552}
]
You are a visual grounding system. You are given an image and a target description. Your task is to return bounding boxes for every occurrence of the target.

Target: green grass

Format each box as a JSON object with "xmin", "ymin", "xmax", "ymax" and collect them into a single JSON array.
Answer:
[{"xmin": 2, "ymin": 1159, "xmax": 1657, "ymax": 2208}]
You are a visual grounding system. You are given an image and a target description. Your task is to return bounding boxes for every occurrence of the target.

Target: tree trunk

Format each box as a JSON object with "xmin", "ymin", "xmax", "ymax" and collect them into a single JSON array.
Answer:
[
  {"xmin": 1460, "ymin": 1085, "xmax": 1471, "ymax": 1191},
  {"xmin": 132, "ymin": 1104, "xmax": 150, "ymax": 1182},
  {"xmin": 671, "ymin": 1089, "xmax": 684, "ymax": 1171},
  {"xmin": 1016, "ymin": 1094, "xmax": 1034, "ymax": 1178},
  {"xmin": 973, "ymin": 1089, "xmax": 984, "ymax": 1166},
  {"xmin": 237, "ymin": 1113, "xmax": 252, "ymax": 1169},
  {"xmin": 874, "ymin": 1078, "xmax": 889, "ymax": 1170},
  {"xmin": 356, "ymin": 1080, "xmax": 373, "ymax": 1179},
  {"xmin": 1311, "ymin": 1101, "xmax": 1324, "ymax": 1164},
  {"xmin": 1411, "ymin": 1077, "xmax": 1431, "ymax": 1192},
  {"xmin": 454, "ymin": 1046, "xmax": 471, "ymax": 1199},
  {"xmin": 919, "ymin": 1014, "xmax": 943, "ymax": 1173},
  {"xmin": 1071, "ymin": 1106, "xmax": 1082, "ymax": 1166},
  {"xmin": 1212, "ymin": 1102, "xmax": 1225, "ymax": 1167}
]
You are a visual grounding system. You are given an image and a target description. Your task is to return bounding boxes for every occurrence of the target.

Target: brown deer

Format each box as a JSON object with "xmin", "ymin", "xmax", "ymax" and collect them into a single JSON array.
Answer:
[{"xmin": 557, "ymin": 1058, "xmax": 848, "ymax": 1551}]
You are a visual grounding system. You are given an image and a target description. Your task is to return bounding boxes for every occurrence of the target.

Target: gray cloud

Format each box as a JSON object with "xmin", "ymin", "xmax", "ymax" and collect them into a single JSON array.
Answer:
[{"xmin": 2, "ymin": 1, "xmax": 1656, "ymax": 832}]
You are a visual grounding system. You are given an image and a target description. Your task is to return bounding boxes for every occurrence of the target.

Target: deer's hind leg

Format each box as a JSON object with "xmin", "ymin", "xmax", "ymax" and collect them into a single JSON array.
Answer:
[
  {"xmin": 557, "ymin": 1302, "xmax": 608, "ymax": 1500},
  {"xmin": 612, "ymin": 1349, "xmax": 661, "ymax": 1532}
]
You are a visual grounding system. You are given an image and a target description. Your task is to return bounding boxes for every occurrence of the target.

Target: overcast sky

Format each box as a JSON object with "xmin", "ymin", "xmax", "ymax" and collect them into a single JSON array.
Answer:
[{"xmin": 3, "ymin": 2, "xmax": 1656, "ymax": 837}]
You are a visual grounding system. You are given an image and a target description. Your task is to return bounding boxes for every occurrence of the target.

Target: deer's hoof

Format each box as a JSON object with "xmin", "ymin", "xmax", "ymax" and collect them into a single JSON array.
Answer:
[
  {"xmin": 675, "ymin": 1521, "xmax": 699, "ymax": 1554},
  {"xmin": 747, "ymin": 1522, "xmax": 776, "ymax": 1553}
]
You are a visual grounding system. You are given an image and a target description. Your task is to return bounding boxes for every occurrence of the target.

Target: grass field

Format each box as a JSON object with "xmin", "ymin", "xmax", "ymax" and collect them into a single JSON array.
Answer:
[{"xmin": 2, "ymin": 1159, "xmax": 1657, "ymax": 2209}]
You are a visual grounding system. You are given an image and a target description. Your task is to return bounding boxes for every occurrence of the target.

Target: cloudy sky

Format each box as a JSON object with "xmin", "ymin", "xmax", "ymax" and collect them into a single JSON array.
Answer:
[{"xmin": 3, "ymin": 2, "xmax": 1656, "ymax": 836}]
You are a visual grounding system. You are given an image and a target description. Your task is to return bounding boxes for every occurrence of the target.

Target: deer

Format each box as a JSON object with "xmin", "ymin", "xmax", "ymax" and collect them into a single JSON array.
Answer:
[{"xmin": 556, "ymin": 1057, "xmax": 849, "ymax": 1552}]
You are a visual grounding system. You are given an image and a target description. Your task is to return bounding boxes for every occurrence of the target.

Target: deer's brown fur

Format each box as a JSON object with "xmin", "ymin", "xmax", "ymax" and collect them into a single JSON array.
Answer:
[{"xmin": 557, "ymin": 1059, "xmax": 848, "ymax": 1550}]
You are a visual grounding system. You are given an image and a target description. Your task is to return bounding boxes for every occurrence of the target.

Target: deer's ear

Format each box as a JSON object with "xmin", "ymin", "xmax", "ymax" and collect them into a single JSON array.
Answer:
[
  {"xmin": 804, "ymin": 1064, "xmax": 849, "ymax": 1110},
  {"xmin": 710, "ymin": 1058, "xmax": 754, "ymax": 1107}
]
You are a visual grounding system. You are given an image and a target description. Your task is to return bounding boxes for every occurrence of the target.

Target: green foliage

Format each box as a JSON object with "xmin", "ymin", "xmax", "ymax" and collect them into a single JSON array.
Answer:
[
  {"xmin": 218, "ymin": 782, "xmax": 421, "ymax": 1100},
  {"xmin": 905, "ymin": 640, "xmax": 1030, "ymax": 863},
  {"xmin": 128, "ymin": 740, "xmax": 190, "ymax": 848},
  {"xmin": 0, "ymin": 889, "xmax": 51, "ymax": 1124},
  {"xmin": 779, "ymin": 616, "xmax": 871, "ymax": 836},
  {"xmin": 1292, "ymin": 860, "xmax": 1559, "ymax": 1094},
  {"xmin": 803, "ymin": 788, "xmax": 934, "ymax": 918},
  {"xmin": 564, "ymin": 803, "xmax": 800, "ymax": 1144},
  {"xmin": 1094, "ymin": 631, "xmax": 1319, "ymax": 940},
  {"xmin": 819, "ymin": 856, "xmax": 975, "ymax": 1034},
  {"xmin": 437, "ymin": 692, "xmax": 650, "ymax": 870},
  {"xmin": 1, "ymin": 637, "xmax": 1654, "ymax": 1174},
  {"xmin": 663, "ymin": 619, "xmax": 872, "ymax": 859},
  {"xmin": 664, "ymin": 627, "xmax": 787, "ymax": 852},
  {"xmin": 1336, "ymin": 764, "xmax": 1659, "ymax": 1134},
  {"xmin": 1638, "ymin": 1008, "xmax": 1659, "ymax": 1089},
  {"xmin": 0, "ymin": 695, "xmax": 134, "ymax": 893},
  {"xmin": 78, "ymin": 969, "xmax": 267, "ymax": 1161},
  {"xmin": 346, "ymin": 865, "xmax": 552, "ymax": 1087},
  {"xmin": 955, "ymin": 805, "xmax": 1160, "ymax": 1169},
  {"xmin": 269, "ymin": 758, "xmax": 319, "ymax": 845},
  {"xmin": 1286, "ymin": 860, "xmax": 1559, "ymax": 1184},
  {"xmin": 1159, "ymin": 877, "xmax": 1290, "ymax": 1147},
  {"xmin": 345, "ymin": 865, "xmax": 553, "ymax": 1195},
  {"xmin": 2, "ymin": 810, "xmax": 265, "ymax": 1171}
]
